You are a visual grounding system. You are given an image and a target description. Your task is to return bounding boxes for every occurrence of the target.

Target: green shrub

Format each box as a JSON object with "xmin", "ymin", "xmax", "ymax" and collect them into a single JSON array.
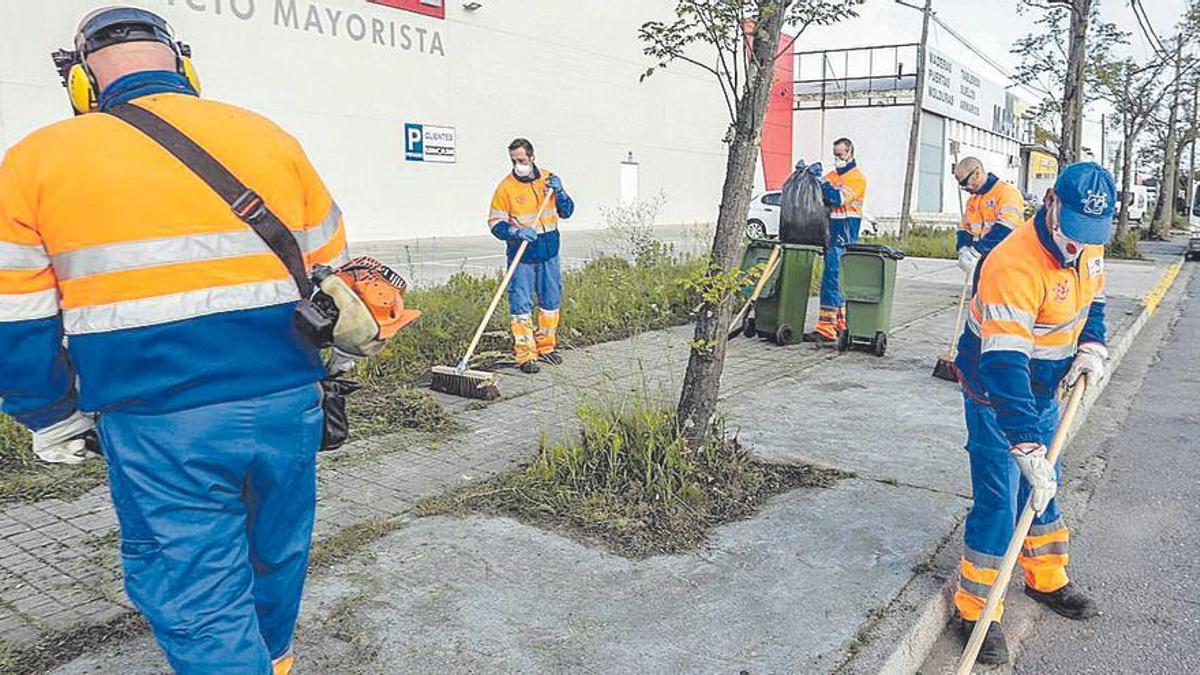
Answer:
[
  {"xmin": 1106, "ymin": 229, "xmax": 1143, "ymax": 260},
  {"xmin": 362, "ymin": 249, "xmax": 705, "ymax": 386},
  {"xmin": 866, "ymin": 225, "xmax": 957, "ymax": 259},
  {"xmin": 419, "ymin": 396, "xmax": 844, "ymax": 557}
]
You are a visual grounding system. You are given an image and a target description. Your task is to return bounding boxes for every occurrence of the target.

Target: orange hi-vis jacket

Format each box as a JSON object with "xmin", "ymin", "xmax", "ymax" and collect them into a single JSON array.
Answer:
[
  {"xmin": 955, "ymin": 210, "xmax": 1106, "ymax": 445},
  {"xmin": 824, "ymin": 163, "xmax": 867, "ymax": 222},
  {"xmin": 487, "ymin": 168, "xmax": 570, "ymax": 264},
  {"xmin": 0, "ymin": 93, "xmax": 347, "ymax": 427},
  {"xmin": 957, "ymin": 173, "xmax": 1025, "ymax": 255}
]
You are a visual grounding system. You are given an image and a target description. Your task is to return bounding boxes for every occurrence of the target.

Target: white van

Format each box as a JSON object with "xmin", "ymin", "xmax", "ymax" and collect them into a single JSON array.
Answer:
[{"xmin": 1119, "ymin": 186, "xmax": 1149, "ymax": 227}]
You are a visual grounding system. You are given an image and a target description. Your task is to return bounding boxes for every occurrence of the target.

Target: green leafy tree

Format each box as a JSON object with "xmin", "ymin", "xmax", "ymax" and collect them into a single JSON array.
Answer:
[{"xmin": 639, "ymin": 0, "xmax": 861, "ymax": 446}]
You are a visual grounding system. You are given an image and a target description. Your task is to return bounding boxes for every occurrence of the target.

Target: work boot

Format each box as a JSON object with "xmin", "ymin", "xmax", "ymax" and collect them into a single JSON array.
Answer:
[
  {"xmin": 538, "ymin": 351, "xmax": 564, "ymax": 366},
  {"xmin": 519, "ymin": 360, "xmax": 541, "ymax": 374},
  {"xmin": 803, "ymin": 330, "xmax": 837, "ymax": 345},
  {"xmin": 959, "ymin": 618, "xmax": 1010, "ymax": 665},
  {"xmin": 1025, "ymin": 582, "xmax": 1099, "ymax": 620}
]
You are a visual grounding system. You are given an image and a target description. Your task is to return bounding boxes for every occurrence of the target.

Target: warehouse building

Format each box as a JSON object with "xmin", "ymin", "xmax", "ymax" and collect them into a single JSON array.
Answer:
[{"xmin": 0, "ymin": 0, "xmax": 737, "ymax": 242}]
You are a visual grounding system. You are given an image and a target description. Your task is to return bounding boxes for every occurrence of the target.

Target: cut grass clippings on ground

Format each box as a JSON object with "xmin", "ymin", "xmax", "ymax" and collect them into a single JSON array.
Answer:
[
  {"xmin": 0, "ymin": 247, "xmax": 706, "ymax": 502},
  {"xmin": 417, "ymin": 395, "xmax": 848, "ymax": 558}
]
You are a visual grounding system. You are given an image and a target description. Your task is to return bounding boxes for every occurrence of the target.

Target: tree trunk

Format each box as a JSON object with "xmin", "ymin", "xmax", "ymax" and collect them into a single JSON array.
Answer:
[
  {"xmin": 1117, "ymin": 126, "xmax": 1136, "ymax": 240},
  {"xmin": 676, "ymin": 2, "xmax": 788, "ymax": 447},
  {"xmin": 1154, "ymin": 48, "xmax": 1184, "ymax": 239},
  {"xmin": 1058, "ymin": 0, "xmax": 1088, "ymax": 167}
]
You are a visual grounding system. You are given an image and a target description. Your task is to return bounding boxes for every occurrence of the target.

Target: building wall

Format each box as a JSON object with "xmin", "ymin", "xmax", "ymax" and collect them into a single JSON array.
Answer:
[
  {"xmin": 0, "ymin": 0, "xmax": 733, "ymax": 241},
  {"xmin": 943, "ymin": 118, "xmax": 1023, "ymax": 207},
  {"xmin": 793, "ymin": 105, "xmax": 913, "ymax": 219}
]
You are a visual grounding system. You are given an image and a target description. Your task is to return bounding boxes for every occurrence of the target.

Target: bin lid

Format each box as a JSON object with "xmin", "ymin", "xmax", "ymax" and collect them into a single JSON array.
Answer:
[{"xmin": 844, "ymin": 242, "xmax": 905, "ymax": 260}]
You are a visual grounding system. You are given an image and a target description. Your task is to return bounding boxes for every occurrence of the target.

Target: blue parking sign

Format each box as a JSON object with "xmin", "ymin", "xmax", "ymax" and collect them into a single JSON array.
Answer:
[{"xmin": 404, "ymin": 123, "xmax": 424, "ymax": 161}]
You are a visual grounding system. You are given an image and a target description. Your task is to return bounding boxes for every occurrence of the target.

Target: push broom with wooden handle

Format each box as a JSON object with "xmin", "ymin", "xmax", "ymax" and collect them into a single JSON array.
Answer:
[
  {"xmin": 956, "ymin": 375, "xmax": 1089, "ymax": 674},
  {"xmin": 430, "ymin": 184, "xmax": 556, "ymax": 400}
]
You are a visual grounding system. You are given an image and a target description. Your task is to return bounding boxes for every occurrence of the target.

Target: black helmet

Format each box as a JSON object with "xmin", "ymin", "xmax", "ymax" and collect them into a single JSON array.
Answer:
[{"xmin": 75, "ymin": 7, "xmax": 175, "ymax": 57}]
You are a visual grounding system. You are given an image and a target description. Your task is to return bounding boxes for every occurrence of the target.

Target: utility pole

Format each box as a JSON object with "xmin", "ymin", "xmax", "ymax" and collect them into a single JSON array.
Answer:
[
  {"xmin": 898, "ymin": 0, "xmax": 932, "ymax": 240},
  {"xmin": 1100, "ymin": 113, "xmax": 1106, "ymax": 165},
  {"xmin": 1059, "ymin": 0, "xmax": 1090, "ymax": 167},
  {"xmin": 1189, "ymin": 76, "xmax": 1198, "ymax": 222}
]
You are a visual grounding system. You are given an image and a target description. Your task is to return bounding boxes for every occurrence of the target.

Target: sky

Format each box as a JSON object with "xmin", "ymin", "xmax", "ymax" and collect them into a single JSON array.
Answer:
[{"xmin": 795, "ymin": 0, "xmax": 1189, "ymax": 94}]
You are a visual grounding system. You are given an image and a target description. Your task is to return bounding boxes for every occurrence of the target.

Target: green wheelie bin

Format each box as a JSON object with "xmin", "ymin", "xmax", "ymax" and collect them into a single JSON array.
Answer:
[
  {"xmin": 737, "ymin": 239, "xmax": 820, "ymax": 346},
  {"xmin": 837, "ymin": 243, "xmax": 905, "ymax": 356}
]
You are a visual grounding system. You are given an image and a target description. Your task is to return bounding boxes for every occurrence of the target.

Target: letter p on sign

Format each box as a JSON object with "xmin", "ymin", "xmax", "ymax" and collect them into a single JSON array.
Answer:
[{"xmin": 404, "ymin": 123, "xmax": 425, "ymax": 161}]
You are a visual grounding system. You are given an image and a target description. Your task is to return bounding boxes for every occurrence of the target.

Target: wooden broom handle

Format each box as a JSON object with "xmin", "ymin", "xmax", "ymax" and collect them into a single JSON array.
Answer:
[
  {"xmin": 457, "ymin": 187, "xmax": 556, "ymax": 370},
  {"xmin": 948, "ymin": 274, "xmax": 971, "ymax": 355},
  {"xmin": 956, "ymin": 377, "xmax": 1089, "ymax": 674},
  {"xmin": 729, "ymin": 244, "xmax": 782, "ymax": 333}
]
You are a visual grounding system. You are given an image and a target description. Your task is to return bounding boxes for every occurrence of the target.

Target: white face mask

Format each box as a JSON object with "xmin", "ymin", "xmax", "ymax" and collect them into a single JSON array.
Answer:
[
  {"xmin": 833, "ymin": 157, "xmax": 849, "ymax": 169},
  {"xmin": 1047, "ymin": 202, "xmax": 1083, "ymax": 263},
  {"xmin": 513, "ymin": 162, "xmax": 534, "ymax": 178}
]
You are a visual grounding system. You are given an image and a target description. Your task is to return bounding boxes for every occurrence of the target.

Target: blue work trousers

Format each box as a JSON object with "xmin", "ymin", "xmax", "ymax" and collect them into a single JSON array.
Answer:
[
  {"xmin": 99, "ymin": 383, "xmax": 324, "ymax": 674},
  {"xmin": 818, "ymin": 216, "xmax": 861, "ymax": 312},
  {"xmin": 508, "ymin": 255, "xmax": 563, "ymax": 315},
  {"xmin": 956, "ymin": 394, "xmax": 1070, "ymax": 620}
]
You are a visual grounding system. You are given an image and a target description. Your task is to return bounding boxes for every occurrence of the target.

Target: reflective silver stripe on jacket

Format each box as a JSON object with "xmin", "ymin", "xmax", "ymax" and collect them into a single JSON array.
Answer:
[
  {"xmin": 53, "ymin": 204, "xmax": 343, "ymax": 281},
  {"xmin": 0, "ymin": 288, "xmax": 60, "ymax": 322},
  {"xmin": 63, "ymin": 279, "xmax": 299, "ymax": 334},
  {"xmin": 979, "ymin": 303, "xmax": 1035, "ymax": 327},
  {"xmin": 0, "ymin": 241, "xmax": 51, "ymax": 271},
  {"xmin": 981, "ymin": 333, "xmax": 1034, "ymax": 355}
]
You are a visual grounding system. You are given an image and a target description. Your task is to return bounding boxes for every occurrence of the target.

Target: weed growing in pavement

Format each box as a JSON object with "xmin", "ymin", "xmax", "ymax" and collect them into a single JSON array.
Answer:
[
  {"xmin": 416, "ymin": 395, "xmax": 847, "ymax": 558},
  {"xmin": 865, "ymin": 225, "xmax": 956, "ymax": 260},
  {"xmin": 1105, "ymin": 229, "xmax": 1144, "ymax": 260},
  {"xmin": 0, "ymin": 250, "xmax": 705, "ymax": 501}
]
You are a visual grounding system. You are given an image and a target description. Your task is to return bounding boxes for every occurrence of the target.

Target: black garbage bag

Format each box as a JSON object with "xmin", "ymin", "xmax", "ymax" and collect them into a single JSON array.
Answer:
[{"xmin": 779, "ymin": 161, "xmax": 830, "ymax": 248}]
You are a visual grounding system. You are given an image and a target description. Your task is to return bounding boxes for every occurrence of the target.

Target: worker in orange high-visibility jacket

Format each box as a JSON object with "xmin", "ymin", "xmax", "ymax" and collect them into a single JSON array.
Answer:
[
  {"xmin": 0, "ymin": 8, "xmax": 346, "ymax": 674},
  {"xmin": 807, "ymin": 137, "xmax": 867, "ymax": 343},
  {"xmin": 954, "ymin": 156, "xmax": 1025, "ymax": 276},
  {"xmin": 488, "ymin": 138, "xmax": 575, "ymax": 374},
  {"xmin": 951, "ymin": 162, "xmax": 1115, "ymax": 665}
]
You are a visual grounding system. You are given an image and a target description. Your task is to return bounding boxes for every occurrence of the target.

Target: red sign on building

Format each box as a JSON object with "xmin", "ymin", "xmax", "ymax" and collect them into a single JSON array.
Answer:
[{"xmin": 368, "ymin": 0, "xmax": 446, "ymax": 20}]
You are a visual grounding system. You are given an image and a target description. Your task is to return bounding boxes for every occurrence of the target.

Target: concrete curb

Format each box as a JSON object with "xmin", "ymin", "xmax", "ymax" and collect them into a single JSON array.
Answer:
[{"xmin": 863, "ymin": 257, "xmax": 1191, "ymax": 675}]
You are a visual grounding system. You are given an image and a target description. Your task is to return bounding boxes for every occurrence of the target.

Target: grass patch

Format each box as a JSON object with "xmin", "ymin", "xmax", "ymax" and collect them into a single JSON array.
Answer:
[
  {"xmin": 1106, "ymin": 229, "xmax": 1144, "ymax": 260},
  {"xmin": 0, "ymin": 246, "xmax": 705, "ymax": 503},
  {"xmin": 417, "ymin": 396, "xmax": 847, "ymax": 558},
  {"xmin": 361, "ymin": 245, "xmax": 704, "ymax": 388},
  {"xmin": 866, "ymin": 225, "xmax": 957, "ymax": 259}
]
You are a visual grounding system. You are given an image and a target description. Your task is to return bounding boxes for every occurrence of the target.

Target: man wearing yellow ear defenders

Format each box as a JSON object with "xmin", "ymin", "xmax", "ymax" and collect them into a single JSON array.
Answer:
[{"xmin": 0, "ymin": 7, "xmax": 351, "ymax": 674}]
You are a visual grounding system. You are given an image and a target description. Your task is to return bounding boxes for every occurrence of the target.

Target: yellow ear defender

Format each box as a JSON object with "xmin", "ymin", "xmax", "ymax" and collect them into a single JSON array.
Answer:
[{"xmin": 52, "ymin": 7, "xmax": 201, "ymax": 116}]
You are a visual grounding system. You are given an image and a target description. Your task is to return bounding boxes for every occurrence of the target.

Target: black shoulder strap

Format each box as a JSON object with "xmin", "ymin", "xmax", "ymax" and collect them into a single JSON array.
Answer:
[{"xmin": 106, "ymin": 103, "xmax": 313, "ymax": 297}]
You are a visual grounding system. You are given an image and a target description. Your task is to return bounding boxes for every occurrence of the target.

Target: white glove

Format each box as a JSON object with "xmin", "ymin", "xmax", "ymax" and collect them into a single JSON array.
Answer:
[
  {"xmin": 325, "ymin": 348, "xmax": 362, "ymax": 378},
  {"xmin": 957, "ymin": 246, "xmax": 981, "ymax": 274},
  {"xmin": 1010, "ymin": 443, "xmax": 1057, "ymax": 515},
  {"xmin": 32, "ymin": 411, "xmax": 99, "ymax": 465},
  {"xmin": 1066, "ymin": 342, "xmax": 1107, "ymax": 387}
]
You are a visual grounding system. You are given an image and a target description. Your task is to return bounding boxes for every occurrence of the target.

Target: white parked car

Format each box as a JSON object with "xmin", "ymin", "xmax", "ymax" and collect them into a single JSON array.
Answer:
[
  {"xmin": 745, "ymin": 189, "xmax": 878, "ymax": 240},
  {"xmin": 746, "ymin": 190, "xmax": 782, "ymax": 239}
]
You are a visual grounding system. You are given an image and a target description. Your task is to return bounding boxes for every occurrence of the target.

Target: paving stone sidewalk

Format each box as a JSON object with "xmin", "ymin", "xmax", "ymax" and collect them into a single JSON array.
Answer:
[{"xmin": 0, "ymin": 253, "xmax": 1169, "ymax": 670}]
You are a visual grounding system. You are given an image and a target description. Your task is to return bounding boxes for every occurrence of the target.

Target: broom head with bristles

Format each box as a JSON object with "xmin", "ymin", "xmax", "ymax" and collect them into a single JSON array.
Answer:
[
  {"xmin": 932, "ymin": 355, "xmax": 958, "ymax": 382},
  {"xmin": 430, "ymin": 365, "xmax": 501, "ymax": 400}
]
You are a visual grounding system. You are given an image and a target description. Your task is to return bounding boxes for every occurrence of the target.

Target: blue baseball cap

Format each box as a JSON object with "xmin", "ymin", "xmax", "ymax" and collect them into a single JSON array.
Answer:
[{"xmin": 1053, "ymin": 162, "xmax": 1117, "ymax": 245}]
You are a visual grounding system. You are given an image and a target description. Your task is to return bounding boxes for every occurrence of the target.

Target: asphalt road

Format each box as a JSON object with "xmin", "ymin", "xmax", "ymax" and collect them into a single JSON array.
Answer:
[{"xmin": 1013, "ymin": 265, "xmax": 1200, "ymax": 674}]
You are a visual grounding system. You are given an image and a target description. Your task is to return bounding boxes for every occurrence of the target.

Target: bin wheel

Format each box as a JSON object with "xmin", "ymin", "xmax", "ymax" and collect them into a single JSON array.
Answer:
[
  {"xmin": 776, "ymin": 324, "xmax": 794, "ymax": 346},
  {"xmin": 744, "ymin": 316, "xmax": 757, "ymax": 338},
  {"xmin": 872, "ymin": 332, "xmax": 888, "ymax": 357},
  {"xmin": 836, "ymin": 329, "xmax": 850, "ymax": 353}
]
